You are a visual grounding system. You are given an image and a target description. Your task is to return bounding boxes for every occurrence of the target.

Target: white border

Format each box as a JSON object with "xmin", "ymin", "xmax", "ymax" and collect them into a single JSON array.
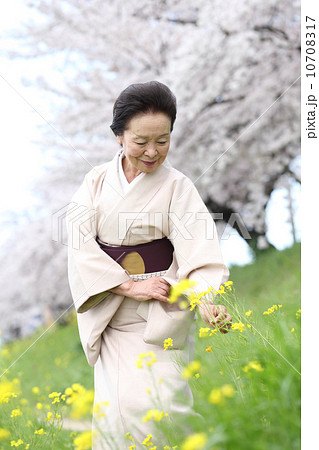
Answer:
[{"xmin": 301, "ymin": 1, "xmax": 319, "ymax": 448}]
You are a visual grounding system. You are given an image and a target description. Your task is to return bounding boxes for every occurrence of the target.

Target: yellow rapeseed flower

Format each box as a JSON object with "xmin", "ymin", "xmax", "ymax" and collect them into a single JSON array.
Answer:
[
  {"xmin": 197, "ymin": 286, "xmax": 216, "ymax": 300},
  {"xmin": 0, "ymin": 428, "xmax": 10, "ymax": 440},
  {"xmin": 182, "ymin": 361, "xmax": 201, "ymax": 380},
  {"xmin": 142, "ymin": 409, "xmax": 168, "ymax": 422},
  {"xmin": 168, "ymin": 279, "xmax": 197, "ymax": 304},
  {"xmin": 34, "ymin": 428, "xmax": 46, "ymax": 435},
  {"xmin": 291, "ymin": 328, "xmax": 295, "ymax": 333},
  {"xmin": 220, "ymin": 384, "xmax": 235, "ymax": 397},
  {"xmin": 32, "ymin": 387, "xmax": 40, "ymax": 395},
  {"xmin": 163, "ymin": 338, "xmax": 173, "ymax": 351},
  {"xmin": 245, "ymin": 310, "xmax": 252, "ymax": 316},
  {"xmin": 46, "ymin": 412, "xmax": 53, "ymax": 422},
  {"xmin": 64, "ymin": 384, "xmax": 93, "ymax": 417},
  {"xmin": 136, "ymin": 351, "xmax": 157, "ymax": 369},
  {"xmin": 188, "ymin": 292, "xmax": 203, "ymax": 311},
  {"xmin": 129, "ymin": 446, "xmax": 136, "ymax": 450},
  {"xmin": 142, "ymin": 434, "xmax": 153, "ymax": 446},
  {"xmin": 179, "ymin": 299, "xmax": 189, "ymax": 310},
  {"xmin": 263, "ymin": 304, "xmax": 282, "ymax": 315},
  {"xmin": 208, "ymin": 384, "xmax": 235, "ymax": 405},
  {"xmin": 231, "ymin": 322, "xmax": 245, "ymax": 332},
  {"xmin": 10, "ymin": 409, "xmax": 22, "ymax": 418},
  {"xmin": 208, "ymin": 388, "xmax": 223, "ymax": 405},
  {"xmin": 65, "ymin": 387, "xmax": 73, "ymax": 396},
  {"xmin": 217, "ymin": 285, "xmax": 226, "ymax": 294},
  {"xmin": 205, "ymin": 346, "xmax": 213, "ymax": 353},
  {"xmin": 0, "ymin": 379, "xmax": 19, "ymax": 404},
  {"xmin": 125, "ymin": 432, "xmax": 134, "ymax": 442},
  {"xmin": 10, "ymin": 439, "xmax": 24, "ymax": 447},
  {"xmin": 48, "ymin": 392, "xmax": 61, "ymax": 404},
  {"xmin": 224, "ymin": 281, "xmax": 233, "ymax": 291},
  {"xmin": 36, "ymin": 402, "xmax": 43, "ymax": 410},
  {"xmin": 70, "ymin": 389, "xmax": 94, "ymax": 419},
  {"xmin": 198, "ymin": 327, "xmax": 211, "ymax": 338},
  {"xmin": 181, "ymin": 432, "xmax": 207, "ymax": 450},
  {"xmin": 73, "ymin": 431, "xmax": 92, "ymax": 450},
  {"xmin": 296, "ymin": 308, "xmax": 301, "ymax": 319},
  {"xmin": 93, "ymin": 401, "xmax": 110, "ymax": 416},
  {"xmin": 48, "ymin": 391, "xmax": 61, "ymax": 398},
  {"xmin": 1, "ymin": 392, "xmax": 17, "ymax": 404},
  {"xmin": 72, "ymin": 383, "xmax": 85, "ymax": 392},
  {"xmin": 243, "ymin": 361, "xmax": 264, "ymax": 373}
]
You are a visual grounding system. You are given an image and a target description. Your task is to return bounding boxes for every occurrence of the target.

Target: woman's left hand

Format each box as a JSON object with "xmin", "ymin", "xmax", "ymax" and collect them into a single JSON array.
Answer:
[{"xmin": 198, "ymin": 303, "xmax": 232, "ymax": 333}]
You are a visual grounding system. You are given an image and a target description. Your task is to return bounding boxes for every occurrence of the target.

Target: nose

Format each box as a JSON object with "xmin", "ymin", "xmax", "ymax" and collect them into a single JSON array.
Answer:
[{"xmin": 144, "ymin": 143, "xmax": 158, "ymax": 158}]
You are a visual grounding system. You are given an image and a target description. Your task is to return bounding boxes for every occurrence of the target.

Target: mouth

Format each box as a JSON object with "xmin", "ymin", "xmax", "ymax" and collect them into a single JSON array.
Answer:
[{"xmin": 141, "ymin": 160, "xmax": 157, "ymax": 166}]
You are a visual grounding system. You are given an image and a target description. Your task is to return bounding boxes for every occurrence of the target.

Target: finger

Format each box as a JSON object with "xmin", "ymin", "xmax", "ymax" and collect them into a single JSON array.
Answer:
[
  {"xmin": 211, "ymin": 314, "xmax": 230, "ymax": 328},
  {"xmin": 216, "ymin": 321, "xmax": 230, "ymax": 333},
  {"xmin": 153, "ymin": 293, "xmax": 169, "ymax": 303},
  {"xmin": 209, "ymin": 316, "xmax": 218, "ymax": 325},
  {"xmin": 161, "ymin": 283, "xmax": 171, "ymax": 293},
  {"xmin": 154, "ymin": 281, "xmax": 170, "ymax": 295},
  {"xmin": 158, "ymin": 287, "xmax": 170, "ymax": 297},
  {"xmin": 215, "ymin": 306, "xmax": 227, "ymax": 316},
  {"xmin": 214, "ymin": 313, "xmax": 226, "ymax": 322},
  {"xmin": 219, "ymin": 327, "xmax": 229, "ymax": 334},
  {"xmin": 218, "ymin": 312, "xmax": 232, "ymax": 322},
  {"xmin": 158, "ymin": 278, "xmax": 171, "ymax": 287},
  {"xmin": 212, "ymin": 306, "xmax": 226, "ymax": 317}
]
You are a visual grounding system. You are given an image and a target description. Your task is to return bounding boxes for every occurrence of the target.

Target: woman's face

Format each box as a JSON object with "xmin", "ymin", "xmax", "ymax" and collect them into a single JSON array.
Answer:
[{"xmin": 117, "ymin": 111, "xmax": 171, "ymax": 176}]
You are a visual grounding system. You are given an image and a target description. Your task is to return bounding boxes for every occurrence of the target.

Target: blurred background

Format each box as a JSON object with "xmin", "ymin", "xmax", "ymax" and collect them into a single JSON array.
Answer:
[{"xmin": 0, "ymin": 0, "xmax": 300, "ymax": 342}]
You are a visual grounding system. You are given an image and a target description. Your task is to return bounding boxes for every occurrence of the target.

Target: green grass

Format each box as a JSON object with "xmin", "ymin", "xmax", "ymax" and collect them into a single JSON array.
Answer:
[{"xmin": 0, "ymin": 243, "xmax": 301, "ymax": 449}]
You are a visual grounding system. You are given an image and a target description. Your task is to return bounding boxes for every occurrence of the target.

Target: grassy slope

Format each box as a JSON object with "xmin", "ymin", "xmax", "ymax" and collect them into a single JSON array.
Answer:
[{"xmin": 230, "ymin": 243, "xmax": 300, "ymax": 309}]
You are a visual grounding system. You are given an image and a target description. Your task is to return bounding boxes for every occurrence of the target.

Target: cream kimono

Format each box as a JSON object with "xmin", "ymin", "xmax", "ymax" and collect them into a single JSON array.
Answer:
[{"xmin": 66, "ymin": 150, "xmax": 229, "ymax": 449}]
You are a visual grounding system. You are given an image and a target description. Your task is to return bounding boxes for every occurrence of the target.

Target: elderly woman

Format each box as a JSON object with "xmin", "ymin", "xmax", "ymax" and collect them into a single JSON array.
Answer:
[{"xmin": 66, "ymin": 81, "xmax": 231, "ymax": 449}]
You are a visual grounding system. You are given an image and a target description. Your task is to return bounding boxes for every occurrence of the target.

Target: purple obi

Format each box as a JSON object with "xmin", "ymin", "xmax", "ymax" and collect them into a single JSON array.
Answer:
[{"xmin": 97, "ymin": 237, "xmax": 174, "ymax": 275}]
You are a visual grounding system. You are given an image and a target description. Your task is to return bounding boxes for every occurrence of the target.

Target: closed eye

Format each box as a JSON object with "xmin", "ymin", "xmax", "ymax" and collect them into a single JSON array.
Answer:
[{"xmin": 135, "ymin": 141, "xmax": 167, "ymax": 145}]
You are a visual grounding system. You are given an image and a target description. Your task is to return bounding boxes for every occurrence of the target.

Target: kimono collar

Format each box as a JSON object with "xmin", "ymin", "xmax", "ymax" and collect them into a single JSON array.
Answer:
[{"xmin": 98, "ymin": 150, "xmax": 170, "ymax": 244}]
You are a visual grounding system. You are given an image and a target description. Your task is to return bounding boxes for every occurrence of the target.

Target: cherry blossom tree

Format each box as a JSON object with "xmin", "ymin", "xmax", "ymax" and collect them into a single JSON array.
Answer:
[{"xmin": 0, "ymin": 0, "xmax": 300, "ymax": 338}]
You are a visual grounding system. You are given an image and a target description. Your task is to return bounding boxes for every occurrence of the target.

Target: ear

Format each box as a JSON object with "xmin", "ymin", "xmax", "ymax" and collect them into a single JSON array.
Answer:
[{"xmin": 116, "ymin": 135, "xmax": 123, "ymax": 146}]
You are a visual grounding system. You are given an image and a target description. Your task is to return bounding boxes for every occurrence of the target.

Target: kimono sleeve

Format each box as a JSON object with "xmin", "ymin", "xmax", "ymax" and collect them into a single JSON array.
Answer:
[
  {"xmin": 165, "ymin": 175, "xmax": 229, "ymax": 295},
  {"xmin": 66, "ymin": 169, "xmax": 131, "ymax": 313}
]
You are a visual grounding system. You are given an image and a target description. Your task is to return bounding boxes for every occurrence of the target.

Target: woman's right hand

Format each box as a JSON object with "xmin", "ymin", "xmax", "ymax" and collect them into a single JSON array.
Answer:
[{"xmin": 110, "ymin": 277, "xmax": 171, "ymax": 303}]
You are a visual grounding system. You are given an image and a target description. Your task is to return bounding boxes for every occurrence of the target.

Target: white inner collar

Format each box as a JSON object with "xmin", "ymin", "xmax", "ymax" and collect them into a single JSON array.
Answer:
[{"xmin": 118, "ymin": 150, "xmax": 144, "ymax": 193}]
